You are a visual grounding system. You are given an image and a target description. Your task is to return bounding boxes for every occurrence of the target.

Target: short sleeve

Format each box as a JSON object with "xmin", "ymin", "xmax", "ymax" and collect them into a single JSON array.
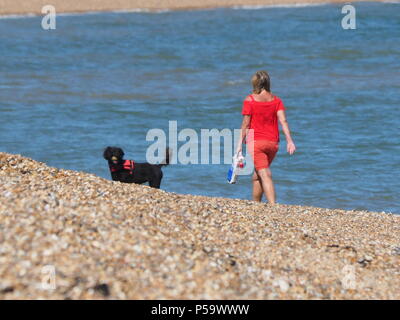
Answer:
[
  {"xmin": 242, "ymin": 100, "xmax": 252, "ymax": 115},
  {"xmin": 277, "ymin": 98, "xmax": 285, "ymax": 111}
]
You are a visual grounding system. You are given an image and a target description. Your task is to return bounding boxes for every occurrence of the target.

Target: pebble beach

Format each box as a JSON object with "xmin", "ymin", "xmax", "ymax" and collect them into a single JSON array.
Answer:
[{"xmin": 0, "ymin": 152, "xmax": 399, "ymax": 299}]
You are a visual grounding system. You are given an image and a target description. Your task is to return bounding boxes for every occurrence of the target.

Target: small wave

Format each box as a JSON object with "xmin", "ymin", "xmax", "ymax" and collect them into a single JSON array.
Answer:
[
  {"xmin": 0, "ymin": 13, "xmax": 36, "ymax": 19},
  {"xmin": 57, "ymin": 9, "xmax": 170, "ymax": 17},
  {"xmin": 226, "ymin": 79, "xmax": 246, "ymax": 85},
  {"xmin": 0, "ymin": 11, "xmax": 104, "ymax": 19},
  {"xmin": 0, "ymin": 8, "xmax": 170, "ymax": 19},
  {"xmin": 59, "ymin": 8, "xmax": 171, "ymax": 16},
  {"xmin": 232, "ymin": 3, "xmax": 329, "ymax": 10},
  {"xmin": 111, "ymin": 8, "xmax": 171, "ymax": 13},
  {"xmin": 57, "ymin": 11, "xmax": 110, "ymax": 17}
]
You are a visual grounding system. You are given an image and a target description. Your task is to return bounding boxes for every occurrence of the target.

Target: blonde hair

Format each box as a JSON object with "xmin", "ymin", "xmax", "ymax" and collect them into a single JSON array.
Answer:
[{"xmin": 251, "ymin": 70, "xmax": 270, "ymax": 94}]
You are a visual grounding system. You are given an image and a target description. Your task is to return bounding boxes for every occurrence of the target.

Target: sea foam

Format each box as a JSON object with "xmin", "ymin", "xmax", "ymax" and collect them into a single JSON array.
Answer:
[{"xmin": 232, "ymin": 2, "xmax": 330, "ymax": 10}]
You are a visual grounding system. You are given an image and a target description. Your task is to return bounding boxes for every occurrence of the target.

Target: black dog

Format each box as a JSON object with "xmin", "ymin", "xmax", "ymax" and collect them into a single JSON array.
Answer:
[{"xmin": 103, "ymin": 146, "xmax": 170, "ymax": 189}]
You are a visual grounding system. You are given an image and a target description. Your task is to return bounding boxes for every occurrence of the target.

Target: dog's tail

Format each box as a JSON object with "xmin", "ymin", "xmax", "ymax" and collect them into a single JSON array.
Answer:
[{"xmin": 157, "ymin": 148, "xmax": 171, "ymax": 167}]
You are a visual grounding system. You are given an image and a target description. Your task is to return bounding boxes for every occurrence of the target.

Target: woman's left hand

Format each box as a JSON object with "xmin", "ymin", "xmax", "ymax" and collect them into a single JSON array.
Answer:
[{"xmin": 287, "ymin": 141, "xmax": 296, "ymax": 155}]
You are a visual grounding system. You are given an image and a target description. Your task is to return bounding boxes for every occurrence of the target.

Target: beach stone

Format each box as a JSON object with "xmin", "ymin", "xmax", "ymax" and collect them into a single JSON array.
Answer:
[{"xmin": 93, "ymin": 283, "xmax": 111, "ymax": 297}]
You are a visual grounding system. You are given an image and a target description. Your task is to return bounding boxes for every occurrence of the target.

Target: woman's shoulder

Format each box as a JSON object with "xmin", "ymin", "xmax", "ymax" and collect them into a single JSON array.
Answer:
[{"xmin": 244, "ymin": 94, "xmax": 253, "ymax": 102}]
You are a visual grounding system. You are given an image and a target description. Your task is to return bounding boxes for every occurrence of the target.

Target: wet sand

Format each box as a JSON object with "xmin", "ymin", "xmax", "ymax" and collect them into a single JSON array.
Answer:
[
  {"xmin": 0, "ymin": 152, "xmax": 399, "ymax": 299},
  {"xmin": 0, "ymin": 0, "xmax": 380, "ymax": 16}
]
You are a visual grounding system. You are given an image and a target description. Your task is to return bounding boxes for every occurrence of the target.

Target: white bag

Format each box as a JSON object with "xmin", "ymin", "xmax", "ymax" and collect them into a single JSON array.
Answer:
[{"xmin": 227, "ymin": 152, "xmax": 245, "ymax": 184}]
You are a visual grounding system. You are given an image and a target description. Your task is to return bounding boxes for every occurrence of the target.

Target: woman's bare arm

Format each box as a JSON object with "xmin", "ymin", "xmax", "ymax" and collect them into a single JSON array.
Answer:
[
  {"xmin": 236, "ymin": 115, "xmax": 251, "ymax": 154},
  {"xmin": 277, "ymin": 110, "xmax": 296, "ymax": 155}
]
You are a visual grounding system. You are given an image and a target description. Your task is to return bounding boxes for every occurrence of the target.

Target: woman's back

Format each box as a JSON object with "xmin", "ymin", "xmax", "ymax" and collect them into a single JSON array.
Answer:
[{"xmin": 242, "ymin": 93, "xmax": 285, "ymax": 142}]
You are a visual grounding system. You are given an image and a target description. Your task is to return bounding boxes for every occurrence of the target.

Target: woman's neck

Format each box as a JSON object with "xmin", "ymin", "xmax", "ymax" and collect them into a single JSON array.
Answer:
[{"xmin": 253, "ymin": 90, "xmax": 274, "ymax": 102}]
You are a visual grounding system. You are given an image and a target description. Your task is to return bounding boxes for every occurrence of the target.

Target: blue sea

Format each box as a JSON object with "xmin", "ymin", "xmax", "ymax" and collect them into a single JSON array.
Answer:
[{"xmin": 0, "ymin": 2, "xmax": 399, "ymax": 213}]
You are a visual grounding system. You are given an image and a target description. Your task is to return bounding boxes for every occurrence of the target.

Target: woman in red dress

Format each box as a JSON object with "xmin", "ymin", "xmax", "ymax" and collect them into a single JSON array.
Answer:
[{"xmin": 236, "ymin": 71, "xmax": 296, "ymax": 204}]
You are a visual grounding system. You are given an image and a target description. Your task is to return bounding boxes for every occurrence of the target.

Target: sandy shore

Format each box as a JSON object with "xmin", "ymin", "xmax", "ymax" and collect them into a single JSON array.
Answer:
[
  {"xmin": 0, "ymin": 152, "xmax": 399, "ymax": 299},
  {"xmin": 0, "ymin": 0, "xmax": 381, "ymax": 16}
]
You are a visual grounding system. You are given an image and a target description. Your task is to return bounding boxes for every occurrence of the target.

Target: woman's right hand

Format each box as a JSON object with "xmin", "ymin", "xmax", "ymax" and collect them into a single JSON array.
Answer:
[{"xmin": 287, "ymin": 140, "xmax": 296, "ymax": 155}]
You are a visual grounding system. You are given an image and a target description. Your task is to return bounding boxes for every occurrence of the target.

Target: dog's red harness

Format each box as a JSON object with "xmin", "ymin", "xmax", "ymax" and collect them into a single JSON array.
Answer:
[{"xmin": 109, "ymin": 160, "xmax": 135, "ymax": 175}]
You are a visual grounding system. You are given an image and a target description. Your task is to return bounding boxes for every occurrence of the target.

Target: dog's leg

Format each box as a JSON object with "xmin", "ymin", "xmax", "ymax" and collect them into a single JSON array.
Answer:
[
  {"xmin": 149, "ymin": 179, "xmax": 161, "ymax": 189},
  {"xmin": 149, "ymin": 168, "xmax": 163, "ymax": 189}
]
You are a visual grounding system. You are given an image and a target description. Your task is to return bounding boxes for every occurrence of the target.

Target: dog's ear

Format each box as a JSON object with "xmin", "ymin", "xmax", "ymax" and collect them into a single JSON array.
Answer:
[
  {"xmin": 115, "ymin": 147, "xmax": 124, "ymax": 159},
  {"xmin": 103, "ymin": 147, "xmax": 112, "ymax": 160}
]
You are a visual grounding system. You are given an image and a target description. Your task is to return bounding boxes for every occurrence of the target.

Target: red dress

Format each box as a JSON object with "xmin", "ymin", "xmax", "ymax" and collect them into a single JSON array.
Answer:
[{"xmin": 242, "ymin": 95, "xmax": 285, "ymax": 170}]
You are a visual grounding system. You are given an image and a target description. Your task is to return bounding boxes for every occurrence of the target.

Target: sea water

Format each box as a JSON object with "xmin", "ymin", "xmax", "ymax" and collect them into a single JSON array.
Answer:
[{"xmin": 0, "ymin": 2, "xmax": 399, "ymax": 213}]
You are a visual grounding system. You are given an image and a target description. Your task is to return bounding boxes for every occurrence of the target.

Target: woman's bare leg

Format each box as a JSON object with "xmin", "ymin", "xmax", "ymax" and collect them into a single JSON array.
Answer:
[
  {"xmin": 256, "ymin": 168, "xmax": 276, "ymax": 204},
  {"xmin": 252, "ymin": 171, "xmax": 263, "ymax": 202}
]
